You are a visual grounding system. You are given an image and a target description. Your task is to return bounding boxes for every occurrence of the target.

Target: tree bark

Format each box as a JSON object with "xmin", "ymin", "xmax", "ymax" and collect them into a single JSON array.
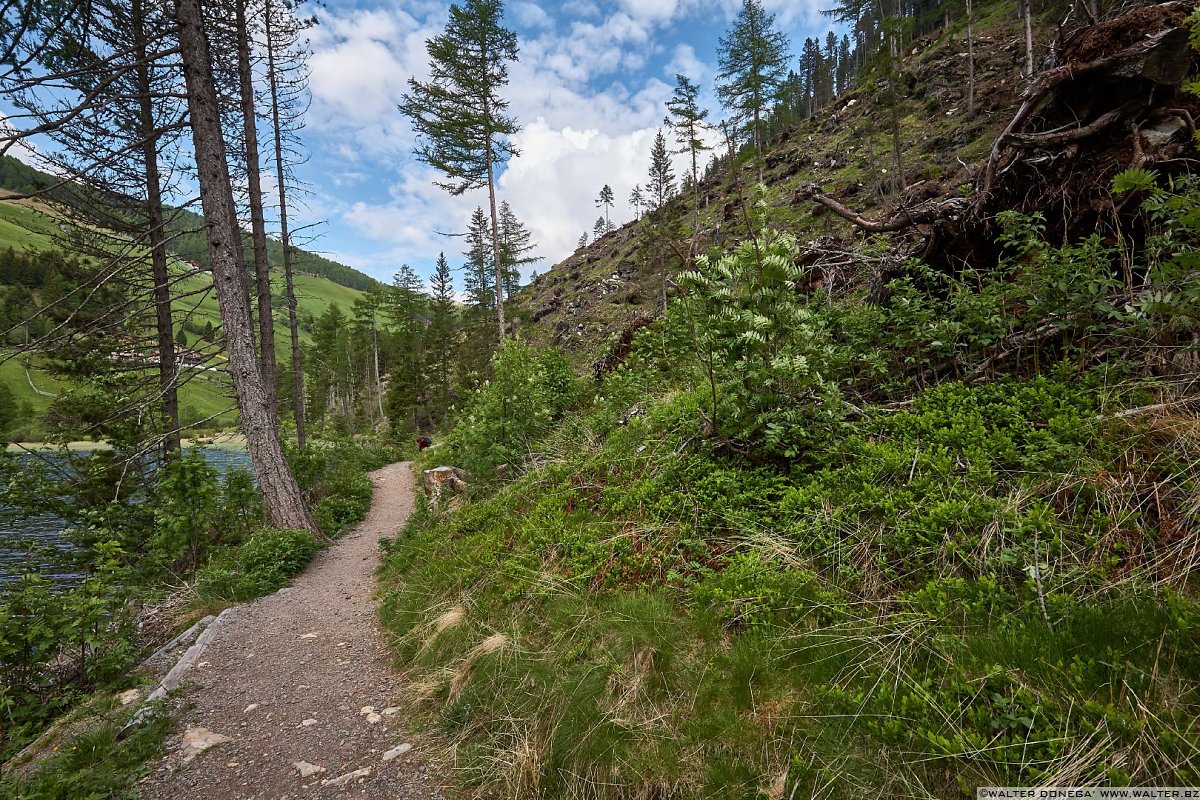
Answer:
[
  {"xmin": 1021, "ymin": 0, "xmax": 1035, "ymax": 77},
  {"xmin": 235, "ymin": 0, "xmax": 277, "ymax": 416},
  {"xmin": 966, "ymin": 0, "xmax": 975, "ymax": 115},
  {"xmin": 484, "ymin": 133, "xmax": 506, "ymax": 341},
  {"xmin": 132, "ymin": 0, "xmax": 181, "ymax": 456},
  {"xmin": 173, "ymin": 0, "xmax": 318, "ymax": 535},
  {"xmin": 263, "ymin": 0, "xmax": 305, "ymax": 448}
]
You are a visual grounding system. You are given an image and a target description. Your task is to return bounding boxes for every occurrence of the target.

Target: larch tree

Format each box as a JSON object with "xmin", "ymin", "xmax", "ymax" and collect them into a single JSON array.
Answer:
[
  {"xmin": 263, "ymin": 0, "xmax": 313, "ymax": 447},
  {"xmin": 665, "ymin": 74, "xmax": 710, "ymax": 195},
  {"xmin": 715, "ymin": 0, "xmax": 790, "ymax": 176},
  {"xmin": 173, "ymin": 0, "xmax": 318, "ymax": 534},
  {"xmin": 233, "ymin": 0, "xmax": 277, "ymax": 416},
  {"xmin": 596, "ymin": 184, "xmax": 614, "ymax": 226},
  {"xmin": 2, "ymin": 0, "xmax": 191, "ymax": 457},
  {"xmin": 399, "ymin": 0, "xmax": 520, "ymax": 343}
]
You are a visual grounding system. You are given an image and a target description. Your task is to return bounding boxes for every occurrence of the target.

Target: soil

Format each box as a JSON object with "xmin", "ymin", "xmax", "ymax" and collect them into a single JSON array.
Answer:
[{"xmin": 139, "ymin": 462, "xmax": 442, "ymax": 800}]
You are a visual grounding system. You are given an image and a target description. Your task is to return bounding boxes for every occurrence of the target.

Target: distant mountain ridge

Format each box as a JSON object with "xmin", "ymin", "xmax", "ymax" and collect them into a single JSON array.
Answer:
[{"xmin": 0, "ymin": 154, "xmax": 380, "ymax": 293}]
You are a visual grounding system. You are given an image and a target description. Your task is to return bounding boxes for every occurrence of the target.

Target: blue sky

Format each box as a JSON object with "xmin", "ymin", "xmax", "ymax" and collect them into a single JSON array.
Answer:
[{"xmin": 293, "ymin": 0, "xmax": 837, "ymax": 290}]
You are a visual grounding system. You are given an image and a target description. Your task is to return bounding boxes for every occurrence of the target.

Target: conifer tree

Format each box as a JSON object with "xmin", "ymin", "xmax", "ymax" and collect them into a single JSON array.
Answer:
[
  {"xmin": 498, "ymin": 200, "xmax": 540, "ymax": 299},
  {"xmin": 399, "ymin": 0, "xmax": 520, "ymax": 342},
  {"xmin": 383, "ymin": 266, "xmax": 427, "ymax": 429},
  {"xmin": 715, "ymin": 0, "xmax": 790, "ymax": 171},
  {"xmin": 463, "ymin": 207, "xmax": 495, "ymax": 310},
  {"xmin": 596, "ymin": 184, "xmax": 614, "ymax": 226},
  {"xmin": 629, "ymin": 184, "xmax": 644, "ymax": 220},
  {"xmin": 175, "ymin": 0, "xmax": 316, "ymax": 533},
  {"xmin": 647, "ymin": 129, "xmax": 676, "ymax": 210},
  {"xmin": 665, "ymin": 74, "xmax": 710, "ymax": 194},
  {"xmin": 427, "ymin": 252, "xmax": 457, "ymax": 418}
]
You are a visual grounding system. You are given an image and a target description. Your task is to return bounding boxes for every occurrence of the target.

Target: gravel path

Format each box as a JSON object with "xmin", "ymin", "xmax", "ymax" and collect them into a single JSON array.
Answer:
[{"xmin": 141, "ymin": 462, "xmax": 441, "ymax": 800}]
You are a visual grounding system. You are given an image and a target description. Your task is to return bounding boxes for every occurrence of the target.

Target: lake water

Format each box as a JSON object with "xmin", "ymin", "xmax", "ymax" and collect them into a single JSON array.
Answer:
[{"xmin": 0, "ymin": 448, "xmax": 253, "ymax": 587}]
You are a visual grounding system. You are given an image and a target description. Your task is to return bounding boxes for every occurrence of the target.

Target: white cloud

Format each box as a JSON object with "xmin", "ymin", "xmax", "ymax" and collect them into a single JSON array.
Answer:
[
  {"xmin": 292, "ymin": 0, "xmax": 840, "ymax": 283},
  {"xmin": 665, "ymin": 43, "xmax": 707, "ymax": 82},
  {"xmin": 512, "ymin": 2, "xmax": 553, "ymax": 29}
]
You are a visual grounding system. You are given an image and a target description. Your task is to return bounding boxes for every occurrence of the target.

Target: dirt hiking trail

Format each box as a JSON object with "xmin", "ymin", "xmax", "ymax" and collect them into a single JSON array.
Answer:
[{"xmin": 141, "ymin": 462, "xmax": 441, "ymax": 800}]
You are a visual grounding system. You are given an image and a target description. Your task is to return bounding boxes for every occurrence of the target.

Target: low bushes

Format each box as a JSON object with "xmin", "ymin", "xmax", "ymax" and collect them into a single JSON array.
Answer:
[
  {"xmin": 380, "ymin": 380, "xmax": 1200, "ymax": 796},
  {"xmin": 194, "ymin": 527, "xmax": 321, "ymax": 603}
]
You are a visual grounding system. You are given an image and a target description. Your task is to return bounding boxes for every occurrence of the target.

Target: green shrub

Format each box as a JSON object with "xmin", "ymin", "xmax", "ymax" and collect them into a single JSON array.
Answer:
[
  {"xmin": 194, "ymin": 527, "xmax": 321, "ymax": 603},
  {"xmin": 443, "ymin": 344, "xmax": 580, "ymax": 479}
]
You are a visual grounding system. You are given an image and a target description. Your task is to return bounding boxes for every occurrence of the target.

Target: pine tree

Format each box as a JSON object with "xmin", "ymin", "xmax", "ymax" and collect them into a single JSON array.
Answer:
[
  {"xmin": 427, "ymin": 252, "xmax": 457, "ymax": 419},
  {"xmin": 577, "ymin": 231, "xmax": 589, "ymax": 250},
  {"xmin": 665, "ymin": 74, "xmax": 711, "ymax": 193},
  {"xmin": 837, "ymin": 33, "xmax": 853, "ymax": 95},
  {"xmin": 592, "ymin": 216, "xmax": 609, "ymax": 241},
  {"xmin": 715, "ymin": 0, "xmax": 791, "ymax": 171},
  {"xmin": 383, "ymin": 266, "xmax": 428, "ymax": 430},
  {"xmin": 399, "ymin": 0, "xmax": 520, "ymax": 342},
  {"xmin": 647, "ymin": 129, "xmax": 676, "ymax": 210},
  {"xmin": 498, "ymin": 200, "xmax": 540, "ymax": 299},
  {"xmin": 596, "ymin": 184, "xmax": 614, "ymax": 226},
  {"xmin": 462, "ymin": 207, "xmax": 495, "ymax": 310}
]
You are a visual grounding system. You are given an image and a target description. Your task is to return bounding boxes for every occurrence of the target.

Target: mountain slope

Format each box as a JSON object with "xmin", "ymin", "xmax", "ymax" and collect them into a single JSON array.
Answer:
[{"xmin": 377, "ymin": 4, "xmax": 1200, "ymax": 797}]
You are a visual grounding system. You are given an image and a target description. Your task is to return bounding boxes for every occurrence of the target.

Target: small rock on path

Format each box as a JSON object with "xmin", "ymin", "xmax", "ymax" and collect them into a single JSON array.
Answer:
[{"xmin": 141, "ymin": 463, "xmax": 440, "ymax": 800}]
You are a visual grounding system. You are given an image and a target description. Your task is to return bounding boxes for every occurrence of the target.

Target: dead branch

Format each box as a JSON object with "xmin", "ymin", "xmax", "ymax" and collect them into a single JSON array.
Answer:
[
  {"xmin": 1007, "ymin": 106, "xmax": 1129, "ymax": 147},
  {"xmin": 794, "ymin": 182, "xmax": 968, "ymax": 233}
]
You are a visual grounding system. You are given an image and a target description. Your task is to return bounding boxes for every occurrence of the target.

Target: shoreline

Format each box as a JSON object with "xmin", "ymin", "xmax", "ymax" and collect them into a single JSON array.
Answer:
[{"xmin": 5, "ymin": 432, "xmax": 247, "ymax": 454}]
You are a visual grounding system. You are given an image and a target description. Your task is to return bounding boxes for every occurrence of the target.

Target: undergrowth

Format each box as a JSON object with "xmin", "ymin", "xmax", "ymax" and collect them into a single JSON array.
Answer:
[
  {"xmin": 0, "ymin": 434, "xmax": 403, "ymax": 762},
  {"xmin": 379, "ymin": 183, "xmax": 1200, "ymax": 797},
  {"xmin": 0, "ymin": 707, "xmax": 171, "ymax": 799}
]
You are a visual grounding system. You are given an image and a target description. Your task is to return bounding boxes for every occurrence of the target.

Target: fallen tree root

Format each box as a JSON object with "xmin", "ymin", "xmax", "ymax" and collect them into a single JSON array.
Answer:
[{"xmin": 977, "ymin": 2, "xmax": 1196, "ymax": 211}]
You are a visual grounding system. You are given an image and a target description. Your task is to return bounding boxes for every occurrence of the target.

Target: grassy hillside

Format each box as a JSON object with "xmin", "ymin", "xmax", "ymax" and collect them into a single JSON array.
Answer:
[
  {"xmin": 0, "ymin": 186, "xmax": 370, "ymax": 436},
  {"xmin": 380, "ymin": 3, "xmax": 1200, "ymax": 797}
]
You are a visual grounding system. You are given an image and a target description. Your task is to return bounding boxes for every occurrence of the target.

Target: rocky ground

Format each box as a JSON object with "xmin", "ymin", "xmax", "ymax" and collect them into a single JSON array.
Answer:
[{"xmin": 139, "ymin": 462, "xmax": 442, "ymax": 800}]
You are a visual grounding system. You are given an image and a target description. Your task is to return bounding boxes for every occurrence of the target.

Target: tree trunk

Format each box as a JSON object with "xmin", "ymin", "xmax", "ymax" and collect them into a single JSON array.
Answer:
[
  {"xmin": 236, "ymin": 0, "xmax": 277, "ymax": 416},
  {"xmin": 173, "ymin": 0, "xmax": 318, "ymax": 535},
  {"xmin": 1021, "ymin": 0, "xmax": 1035, "ymax": 77},
  {"xmin": 372, "ymin": 310, "xmax": 384, "ymax": 425},
  {"xmin": 966, "ymin": 0, "xmax": 975, "ymax": 115},
  {"xmin": 484, "ymin": 139, "xmax": 506, "ymax": 342},
  {"xmin": 132, "ymin": 0, "xmax": 180, "ymax": 456},
  {"xmin": 887, "ymin": 71, "xmax": 906, "ymax": 192},
  {"xmin": 263, "ymin": 0, "xmax": 305, "ymax": 448}
]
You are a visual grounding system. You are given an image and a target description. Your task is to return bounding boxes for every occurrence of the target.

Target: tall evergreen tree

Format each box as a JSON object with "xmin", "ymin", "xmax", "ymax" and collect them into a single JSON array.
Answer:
[
  {"xmin": 427, "ymin": 252, "xmax": 457, "ymax": 419},
  {"xmin": 596, "ymin": 184, "xmax": 614, "ymax": 226},
  {"xmin": 647, "ymin": 129, "xmax": 676, "ymax": 210},
  {"xmin": 463, "ymin": 206, "xmax": 495, "ymax": 310},
  {"xmin": 383, "ymin": 266, "xmax": 428, "ymax": 430},
  {"xmin": 629, "ymin": 184, "xmax": 644, "ymax": 221},
  {"xmin": 498, "ymin": 200, "xmax": 540, "ymax": 300},
  {"xmin": 665, "ymin": 74, "xmax": 711, "ymax": 194},
  {"xmin": 715, "ymin": 0, "xmax": 791, "ymax": 171},
  {"xmin": 399, "ymin": 0, "xmax": 520, "ymax": 343}
]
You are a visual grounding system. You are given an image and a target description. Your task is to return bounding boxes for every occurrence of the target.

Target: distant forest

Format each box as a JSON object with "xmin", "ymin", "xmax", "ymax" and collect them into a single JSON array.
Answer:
[{"xmin": 0, "ymin": 155, "xmax": 380, "ymax": 293}]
